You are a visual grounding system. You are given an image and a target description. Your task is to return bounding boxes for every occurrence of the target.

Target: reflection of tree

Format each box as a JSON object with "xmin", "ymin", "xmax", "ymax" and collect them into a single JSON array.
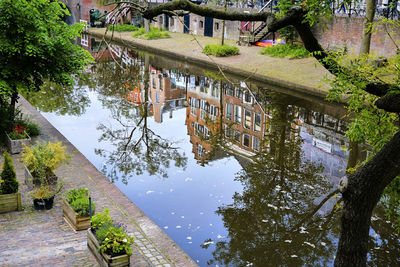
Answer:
[
  {"xmin": 94, "ymin": 54, "xmax": 187, "ymax": 184},
  {"xmin": 24, "ymin": 79, "xmax": 90, "ymax": 116},
  {"xmin": 204, "ymin": 93, "xmax": 340, "ymax": 266}
]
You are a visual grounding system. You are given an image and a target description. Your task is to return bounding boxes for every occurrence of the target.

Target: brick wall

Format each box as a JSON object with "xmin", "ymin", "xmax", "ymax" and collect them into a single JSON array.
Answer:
[{"xmin": 313, "ymin": 16, "xmax": 400, "ymax": 57}]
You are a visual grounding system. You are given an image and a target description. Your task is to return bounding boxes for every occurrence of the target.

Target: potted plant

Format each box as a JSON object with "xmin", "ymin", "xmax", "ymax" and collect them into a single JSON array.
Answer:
[
  {"xmin": 29, "ymin": 181, "xmax": 63, "ymax": 210},
  {"xmin": 0, "ymin": 152, "xmax": 22, "ymax": 213},
  {"xmin": 22, "ymin": 141, "xmax": 69, "ymax": 210},
  {"xmin": 87, "ymin": 209, "xmax": 134, "ymax": 267},
  {"xmin": 5, "ymin": 125, "xmax": 31, "ymax": 154},
  {"xmin": 22, "ymin": 141, "xmax": 70, "ymax": 189},
  {"xmin": 63, "ymin": 188, "xmax": 95, "ymax": 230}
]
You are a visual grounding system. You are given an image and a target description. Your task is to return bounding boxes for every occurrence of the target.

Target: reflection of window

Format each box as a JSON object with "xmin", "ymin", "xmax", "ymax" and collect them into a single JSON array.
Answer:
[
  {"xmin": 234, "ymin": 130, "xmax": 241, "ymax": 143},
  {"xmin": 200, "ymin": 109, "xmax": 207, "ymax": 120},
  {"xmin": 211, "ymin": 85, "xmax": 219, "ymax": 98},
  {"xmin": 225, "ymin": 86, "xmax": 234, "ymax": 96},
  {"xmin": 253, "ymin": 136, "xmax": 260, "ymax": 151},
  {"xmin": 244, "ymin": 92, "xmax": 252, "ymax": 104},
  {"xmin": 190, "ymin": 97, "xmax": 197, "ymax": 116},
  {"xmin": 159, "ymin": 16, "xmax": 163, "ymax": 24},
  {"xmin": 234, "ymin": 105, "xmax": 242, "ymax": 124},
  {"xmin": 244, "ymin": 109, "xmax": 251, "ymax": 129},
  {"xmin": 134, "ymin": 92, "xmax": 138, "ymax": 102},
  {"xmin": 243, "ymin": 134, "xmax": 250, "ymax": 147},
  {"xmin": 152, "ymin": 74, "xmax": 156, "ymax": 89},
  {"xmin": 200, "ymin": 86, "xmax": 208, "ymax": 94},
  {"xmin": 226, "ymin": 103, "xmax": 233, "ymax": 120},
  {"xmin": 225, "ymin": 126, "xmax": 232, "ymax": 138},
  {"xmin": 155, "ymin": 92, "xmax": 160, "ymax": 104},
  {"xmin": 210, "ymin": 105, "xmax": 218, "ymax": 121},
  {"xmin": 159, "ymin": 75, "xmax": 163, "ymax": 91},
  {"xmin": 254, "ymin": 113, "xmax": 261, "ymax": 132},
  {"xmin": 194, "ymin": 122, "xmax": 210, "ymax": 138},
  {"xmin": 197, "ymin": 143, "xmax": 205, "ymax": 158},
  {"xmin": 235, "ymin": 88, "xmax": 243, "ymax": 99}
]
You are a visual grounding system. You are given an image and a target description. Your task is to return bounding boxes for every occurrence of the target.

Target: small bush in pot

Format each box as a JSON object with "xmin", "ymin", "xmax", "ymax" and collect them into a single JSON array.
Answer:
[{"xmin": 22, "ymin": 141, "xmax": 70, "ymax": 186}]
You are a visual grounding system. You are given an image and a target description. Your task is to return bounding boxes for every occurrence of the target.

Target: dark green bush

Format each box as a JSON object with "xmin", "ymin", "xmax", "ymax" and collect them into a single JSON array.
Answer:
[
  {"xmin": 0, "ymin": 152, "xmax": 19, "ymax": 194},
  {"xmin": 65, "ymin": 188, "xmax": 94, "ymax": 216},
  {"xmin": 260, "ymin": 44, "xmax": 310, "ymax": 59},
  {"xmin": 108, "ymin": 24, "xmax": 138, "ymax": 32},
  {"xmin": 202, "ymin": 44, "xmax": 239, "ymax": 57}
]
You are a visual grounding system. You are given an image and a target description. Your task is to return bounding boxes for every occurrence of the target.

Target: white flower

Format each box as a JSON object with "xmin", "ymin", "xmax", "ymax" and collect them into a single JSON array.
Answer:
[{"xmin": 122, "ymin": 238, "xmax": 127, "ymax": 243}]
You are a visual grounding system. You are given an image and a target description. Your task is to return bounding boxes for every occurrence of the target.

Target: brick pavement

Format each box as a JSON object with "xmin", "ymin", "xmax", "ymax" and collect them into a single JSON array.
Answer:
[{"xmin": 0, "ymin": 96, "xmax": 197, "ymax": 267}]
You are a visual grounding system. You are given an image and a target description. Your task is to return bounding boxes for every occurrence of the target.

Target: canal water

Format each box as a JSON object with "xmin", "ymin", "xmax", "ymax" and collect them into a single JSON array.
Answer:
[{"xmin": 25, "ymin": 36, "xmax": 399, "ymax": 266}]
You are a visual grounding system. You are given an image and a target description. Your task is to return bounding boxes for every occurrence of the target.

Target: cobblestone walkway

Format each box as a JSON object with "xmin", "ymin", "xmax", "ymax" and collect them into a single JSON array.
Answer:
[{"xmin": 0, "ymin": 97, "xmax": 196, "ymax": 267}]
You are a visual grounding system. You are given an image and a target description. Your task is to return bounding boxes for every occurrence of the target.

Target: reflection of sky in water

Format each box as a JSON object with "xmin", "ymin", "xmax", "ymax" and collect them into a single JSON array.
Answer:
[{"xmin": 40, "ymin": 88, "xmax": 243, "ymax": 265}]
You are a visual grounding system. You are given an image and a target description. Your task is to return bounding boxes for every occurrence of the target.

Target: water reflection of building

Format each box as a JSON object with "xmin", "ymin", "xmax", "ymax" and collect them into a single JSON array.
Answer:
[{"xmin": 149, "ymin": 67, "xmax": 187, "ymax": 123}]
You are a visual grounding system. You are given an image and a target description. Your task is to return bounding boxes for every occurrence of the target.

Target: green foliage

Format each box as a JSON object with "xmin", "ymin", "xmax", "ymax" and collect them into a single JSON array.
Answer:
[
  {"xmin": 22, "ymin": 141, "xmax": 70, "ymax": 182},
  {"xmin": 108, "ymin": 24, "xmax": 138, "ymax": 32},
  {"xmin": 202, "ymin": 44, "xmax": 239, "ymax": 57},
  {"xmin": 0, "ymin": 152, "xmax": 18, "ymax": 194},
  {"xmin": 90, "ymin": 208, "xmax": 113, "ymax": 231},
  {"xmin": 382, "ymin": 176, "xmax": 400, "ymax": 233},
  {"xmin": 65, "ymin": 188, "xmax": 95, "ymax": 216},
  {"xmin": 260, "ymin": 44, "xmax": 310, "ymax": 59},
  {"xmin": 277, "ymin": 26, "xmax": 298, "ymax": 45},
  {"xmin": 0, "ymin": 0, "xmax": 93, "ymax": 99},
  {"xmin": 132, "ymin": 27, "xmax": 170, "ymax": 40}
]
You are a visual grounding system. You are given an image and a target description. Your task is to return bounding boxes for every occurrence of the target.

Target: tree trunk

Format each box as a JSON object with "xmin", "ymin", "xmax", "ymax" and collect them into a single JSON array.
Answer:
[
  {"xmin": 144, "ymin": 19, "xmax": 150, "ymax": 33},
  {"xmin": 9, "ymin": 88, "xmax": 18, "ymax": 123},
  {"xmin": 335, "ymin": 130, "xmax": 400, "ymax": 266},
  {"xmin": 221, "ymin": 0, "xmax": 227, "ymax": 46},
  {"xmin": 360, "ymin": 0, "xmax": 376, "ymax": 54}
]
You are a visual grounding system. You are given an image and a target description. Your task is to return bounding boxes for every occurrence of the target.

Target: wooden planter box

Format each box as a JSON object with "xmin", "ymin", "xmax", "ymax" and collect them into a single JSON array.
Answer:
[
  {"xmin": 0, "ymin": 193, "xmax": 22, "ymax": 213},
  {"xmin": 63, "ymin": 199, "xmax": 92, "ymax": 231},
  {"xmin": 5, "ymin": 132, "xmax": 31, "ymax": 154},
  {"xmin": 87, "ymin": 228, "xmax": 130, "ymax": 267}
]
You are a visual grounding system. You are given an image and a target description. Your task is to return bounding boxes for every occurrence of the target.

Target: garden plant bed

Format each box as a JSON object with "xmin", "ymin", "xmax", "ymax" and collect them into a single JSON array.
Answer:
[
  {"xmin": 0, "ymin": 193, "xmax": 21, "ymax": 213},
  {"xmin": 63, "ymin": 199, "xmax": 92, "ymax": 231},
  {"xmin": 5, "ymin": 132, "xmax": 31, "ymax": 154},
  {"xmin": 87, "ymin": 228, "xmax": 130, "ymax": 267}
]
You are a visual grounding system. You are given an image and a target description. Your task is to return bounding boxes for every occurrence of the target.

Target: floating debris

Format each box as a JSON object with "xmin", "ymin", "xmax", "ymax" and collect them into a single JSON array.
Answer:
[
  {"xmin": 291, "ymin": 255, "xmax": 298, "ymax": 258},
  {"xmin": 181, "ymin": 216, "xmax": 185, "ymax": 219},
  {"xmin": 217, "ymin": 234, "xmax": 224, "ymax": 239},
  {"xmin": 184, "ymin": 177, "xmax": 193, "ymax": 182},
  {"xmin": 320, "ymin": 242, "xmax": 326, "ymax": 246},
  {"xmin": 200, "ymin": 212, "xmax": 204, "ymax": 215},
  {"xmin": 164, "ymin": 226, "xmax": 168, "ymax": 229},
  {"xmin": 146, "ymin": 190, "xmax": 154, "ymax": 195},
  {"xmin": 176, "ymin": 225, "xmax": 182, "ymax": 229},
  {"xmin": 262, "ymin": 220, "xmax": 268, "ymax": 223},
  {"xmin": 267, "ymin": 204, "xmax": 278, "ymax": 210},
  {"xmin": 284, "ymin": 240, "xmax": 292, "ymax": 243},
  {"xmin": 304, "ymin": 241, "xmax": 315, "ymax": 248},
  {"xmin": 303, "ymin": 184, "xmax": 314, "ymax": 190},
  {"xmin": 299, "ymin": 227, "xmax": 309, "ymax": 234},
  {"xmin": 186, "ymin": 236, "xmax": 192, "ymax": 240}
]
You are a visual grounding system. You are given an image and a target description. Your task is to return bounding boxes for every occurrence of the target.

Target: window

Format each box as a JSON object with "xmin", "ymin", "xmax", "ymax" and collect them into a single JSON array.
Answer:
[
  {"xmin": 200, "ymin": 21, "xmax": 204, "ymax": 28},
  {"xmin": 253, "ymin": 136, "xmax": 260, "ymax": 151},
  {"xmin": 159, "ymin": 16, "xmax": 163, "ymax": 24},
  {"xmin": 254, "ymin": 113, "xmax": 261, "ymax": 132},
  {"xmin": 235, "ymin": 88, "xmax": 243, "ymax": 99},
  {"xmin": 190, "ymin": 97, "xmax": 197, "ymax": 116},
  {"xmin": 215, "ymin": 22, "xmax": 220, "ymax": 30},
  {"xmin": 225, "ymin": 84, "xmax": 234, "ymax": 96},
  {"xmin": 244, "ymin": 109, "xmax": 252, "ymax": 129},
  {"xmin": 226, "ymin": 103, "xmax": 233, "ymax": 120},
  {"xmin": 234, "ymin": 105, "xmax": 242, "ymax": 124},
  {"xmin": 243, "ymin": 134, "xmax": 250, "ymax": 147},
  {"xmin": 234, "ymin": 131, "xmax": 241, "ymax": 143},
  {"xmin": 170, "ymin": 17, "xmax": 174, "ymax": 26},
  {"xmin": 244, "ymin": 91, "xmax": 253, "ymax": 104}
]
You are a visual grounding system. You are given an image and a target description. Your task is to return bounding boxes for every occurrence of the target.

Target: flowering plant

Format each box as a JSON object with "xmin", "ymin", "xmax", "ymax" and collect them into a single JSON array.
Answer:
[
  {"xmin": 91, "ymin": 209, "xmax": 134, "ymax": 256},
  {"xmin": 7, "ymin": 125, "xmax": 28, "ymax": 140}
]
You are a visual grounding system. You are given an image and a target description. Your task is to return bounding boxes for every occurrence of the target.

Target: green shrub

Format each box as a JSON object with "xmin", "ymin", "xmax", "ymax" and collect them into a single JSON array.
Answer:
[
  {"xmin": 65, "ymin": 188, "xmax": 95, "ymax": 216},
  {"xmin": 132, "ymin": 27, "xmax": 170, "ymax": 40},
  {"xmin": 202, "ymin": 44, "xmax": 239, "ymax": 57},
  {"xmin": 260, "ymin": 44, "xmax": 310, "ymax": 59},
  {"xmin": 108, "ymin": 24, "xmax": 138, "ymax": 32},
  {"xmin": 91, "ymin": 208, "xmax": 114, "ymax": 230},
  {"xmin": 0, "ymin": 152, "xmax": 18, "ymax": 194}
]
